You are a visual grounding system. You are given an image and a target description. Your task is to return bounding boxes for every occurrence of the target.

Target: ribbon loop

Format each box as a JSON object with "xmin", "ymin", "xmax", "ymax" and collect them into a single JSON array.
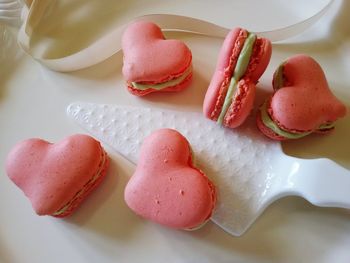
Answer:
[{"xmin": 17, "ymin": 0, "xmax": 334, "ymax": 72}]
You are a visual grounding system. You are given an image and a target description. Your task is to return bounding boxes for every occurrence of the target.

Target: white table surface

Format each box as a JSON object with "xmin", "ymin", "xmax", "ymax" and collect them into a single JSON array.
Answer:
[{"xmin": 1, "ymin": 0, "xmax": 350, "ymax": 262}]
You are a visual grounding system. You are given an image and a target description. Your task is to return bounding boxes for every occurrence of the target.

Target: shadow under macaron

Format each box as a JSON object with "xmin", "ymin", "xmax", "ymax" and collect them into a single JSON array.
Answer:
[
  {"xmin": 282, "ymin": 106, "xmax": 350, "ymax": 170},
  {"xmin": 60, "ymin": 151, "xmax": 143, "ymax": 241},
  {"xmin": 184, "ymin": 195, "xmax": 350, "ymax": 262}
]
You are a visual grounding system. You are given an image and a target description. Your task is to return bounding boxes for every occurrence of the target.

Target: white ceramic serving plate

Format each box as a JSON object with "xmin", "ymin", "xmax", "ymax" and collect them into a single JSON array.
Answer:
[
  {"xmin": 66, "ymin": 101, "xmax": 350, "ymax": 237},
  {"xmin": 1, "ymin": 0, "xmax": 350, "ymax": 262}
]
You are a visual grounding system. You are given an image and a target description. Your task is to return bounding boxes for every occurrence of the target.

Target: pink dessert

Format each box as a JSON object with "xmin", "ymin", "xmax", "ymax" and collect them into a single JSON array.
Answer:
[
  {"xmin": 257, "ymin": 54, "xmax": 347, "ymax": 140},
  {"xmin": 124, "ymin": 129, "xmax": 216, "ymax": 230},
  {"xmin": 203, "ymin": 27, "xmax": 272, "ymax": 128},
  {"xmin": 122, "ymin": 21, "xmax": 193, "ymax": 96},
  {"xmin": 5, "ymin": 134, "xmax": 109, "ymax": 217}
]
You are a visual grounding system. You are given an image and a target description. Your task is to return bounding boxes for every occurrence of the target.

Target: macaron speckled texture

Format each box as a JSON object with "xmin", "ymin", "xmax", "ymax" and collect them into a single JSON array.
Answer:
[
  {"xmin": 122, "ymin": 21, "xmax": 193, "ymax": 96},
  {"xmin": 5, "ymin": 134, "xmax": 109, "ymax": 217},
  {"xmin": 124, "ymin": 129, "xmax": 216, "ymax": 230}
]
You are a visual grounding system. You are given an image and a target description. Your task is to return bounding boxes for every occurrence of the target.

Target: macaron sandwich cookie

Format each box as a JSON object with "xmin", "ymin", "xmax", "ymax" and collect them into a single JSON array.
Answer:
[
  {"xmin": 203, "ymin": 27, "xmax": 272, "ymax": 128},
  {"xmin": 257, "ymin": 54, "xmax": 347, "ymax": 140},
  {"xmin": 124, "ymin": 129, "xmax": 216, "ymax": 230},
  {"xmin": 122, "ymin": 21, "xmax": 193, "ymax": 96},
  {"xmin": 6, "ymin": 134, "xmax": 109, "ymax": 217}
]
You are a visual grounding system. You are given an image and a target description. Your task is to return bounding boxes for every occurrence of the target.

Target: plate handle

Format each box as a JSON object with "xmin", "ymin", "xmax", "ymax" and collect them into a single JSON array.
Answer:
[{"xmin": 266, "ymin": 156, "xmax": 350, "ymax": 209}]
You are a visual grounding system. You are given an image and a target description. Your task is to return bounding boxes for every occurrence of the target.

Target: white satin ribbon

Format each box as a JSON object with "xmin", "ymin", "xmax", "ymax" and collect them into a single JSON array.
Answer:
[
  {"xmin": 0, "ymin": 0, "xmax": 22, "ymax": 26},
  {"xmin": 17, "ymin": 0, "xmax": 335, "ymax": 72}
]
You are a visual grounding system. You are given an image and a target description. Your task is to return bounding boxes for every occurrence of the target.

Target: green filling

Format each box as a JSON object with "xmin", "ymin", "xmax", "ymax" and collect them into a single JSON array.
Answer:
[
  {"xmin": 131, "ymin": 65, "xmax": 192, "ymax": 91},
  {"xmin": 52, "ymin": 202, "xmax": 72, "ymax": 216},
  {"xmin": 185, "ymin": 218, "xmax": 210, "ymax": 231},
  {"xmin": 319, "ymin": 122, "xmax": 335, "ymax": 130},
  {"xmin": 217, "ymin": 77, "xmax": 238, "ymax": 124},
  {"xmin": 52, "ymin": 153, "xmax": 107, "ymax": 216},
  {"xmin": 273, "ymin": 62, "xmax": 286, "ymax": 90},
  {"xmin": 260, "ymin": 101, "xmax": 335, "ymax": 139},
  {"xmin": 217, "ymin": 33, "xmax": 257, "ymax": 124}
]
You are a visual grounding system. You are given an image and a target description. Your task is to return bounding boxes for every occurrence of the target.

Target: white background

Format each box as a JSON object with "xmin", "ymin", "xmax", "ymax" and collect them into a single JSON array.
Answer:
[{"xmin": 1, "ymin": 0, "xmax": 350, "ymax": 262}]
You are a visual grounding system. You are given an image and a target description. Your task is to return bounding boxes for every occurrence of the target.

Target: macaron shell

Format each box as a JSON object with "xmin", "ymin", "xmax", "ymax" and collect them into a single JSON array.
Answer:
[
  {"xmin": 203, "ymin": 28, "xmax": 243, "ymax": 118},
  {"xmin": 244, "ymin": 38, "xmax": 272, "ymax": 83},
  {"xmin": 223, "ymin": 79, "xmax": 256, "ymax": 128},
  {"xmin": 54, "ymin": 149, "xmax": 109, "ymax": 217},
  {"xmin": 215, "ymin": 28, "xmax": 243, "ymax": 73},
  {"xmin": 256, "ymin": 106, "xmax": 286, "ymax": 140},
  {"xmin": 203, "ymin": 27, "xmax": 271, "ymax": 126},
  {"xmin": 6, "ymin": 134, "xmax": 107, "ymax": 216},
  {"xmin": 122, "ymin": 21, "xmax": 192, "ymax": 83},
  {"xmin": 125, "ymin": 167, "xmax": 215, "ymax": 229},
  {"xmin": 270, "ymin": 55, "xmax": 347, "ymax": 131},
  {"xmin": 124, "ymin": 129, "xmax": 216, "ymax": 229}
]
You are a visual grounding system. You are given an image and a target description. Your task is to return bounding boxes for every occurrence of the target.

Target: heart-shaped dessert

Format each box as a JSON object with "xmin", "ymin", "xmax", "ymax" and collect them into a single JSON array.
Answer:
[
  {"xmin": 5, "ymin": 134, "xmax": 109, "ymax": 217},
  {"xmin": 203, "ymin": 27, "xmax": 272, "ymax": 128},
  {"xmin": 257, "ymin": 54, "xmax": 347, "ymax": 140},
  {"xmin": 124, "ymin": 129, "xmax": 216, "ymax": 230},
  {"xmin": 122, "ymin": 21, "xmax": 193, "ymax": 96}
]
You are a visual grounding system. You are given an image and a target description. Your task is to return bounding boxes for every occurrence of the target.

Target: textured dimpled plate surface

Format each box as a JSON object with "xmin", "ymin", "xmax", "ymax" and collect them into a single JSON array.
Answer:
[{"xmin": 67, "ymin": 102, "xmax": 282, "ymax": 236}]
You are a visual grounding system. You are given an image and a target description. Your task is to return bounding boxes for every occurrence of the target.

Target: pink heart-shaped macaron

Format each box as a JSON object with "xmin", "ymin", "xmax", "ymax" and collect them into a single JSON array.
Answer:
[
  {"xmin": 124, "ymin": 129, "xmax": 216, "ymax": 229},
  {"xmin": 257, "ymin": 54, "xmax": 347, "ymax": 140},
  {"xmin": 6, "ymin": 134, "xmax": 109, "ymax": 217},
  {"xmin": 122, "ymin": 21, "xmax": 193, "ymax": 96},
  {"xmin": 203, "ymin": 27, "xmax": 272, "ymax": 128}
]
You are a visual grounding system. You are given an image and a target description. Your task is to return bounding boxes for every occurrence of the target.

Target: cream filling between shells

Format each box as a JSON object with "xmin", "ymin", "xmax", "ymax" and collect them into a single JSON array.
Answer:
[
  {"xmin": 131, "ymin": 65, "xmax": 192, "ymax": 91},
  {"xmin": 52, "ymin": 149, "xmax": 108, "ymax": 216}
]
